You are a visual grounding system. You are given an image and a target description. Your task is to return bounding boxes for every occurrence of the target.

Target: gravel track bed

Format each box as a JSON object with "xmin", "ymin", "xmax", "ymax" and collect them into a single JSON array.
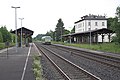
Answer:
[
  {"xmin": 41, "ymin": 45, "xmax": 94, "ymax": 80},
  {"xmin": 53, "ymin": 45, "xmax": 120, "ymax": 68},
  {"xmin": 43, "ymin": 45, "xmax": 120, "ymax": 80},
  {"xmin": 40, "ymin": 49, "xmax": 64, "ymax": 80}
]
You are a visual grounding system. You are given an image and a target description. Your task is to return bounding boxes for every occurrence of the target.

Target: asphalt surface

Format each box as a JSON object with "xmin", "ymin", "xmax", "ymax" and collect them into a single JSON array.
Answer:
[{"xmin": 0, "ymin": 45, "xmax": 36, "ymax": 80}]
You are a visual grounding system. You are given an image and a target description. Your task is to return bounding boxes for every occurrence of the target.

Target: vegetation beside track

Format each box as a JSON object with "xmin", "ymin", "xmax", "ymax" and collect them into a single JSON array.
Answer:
[
  {"xmin": 52, "ymin": 42, "xmax": 120, "ymax": 54},
  {"xmin": 33, "ymin": 55, "xmax": 42, "ymax": 80}
]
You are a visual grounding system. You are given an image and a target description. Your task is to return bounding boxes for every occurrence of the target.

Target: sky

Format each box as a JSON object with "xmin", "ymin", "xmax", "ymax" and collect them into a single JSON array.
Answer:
[{"xmin": 0, "ymin": 0, "xmax": 120, "ymax": 37}]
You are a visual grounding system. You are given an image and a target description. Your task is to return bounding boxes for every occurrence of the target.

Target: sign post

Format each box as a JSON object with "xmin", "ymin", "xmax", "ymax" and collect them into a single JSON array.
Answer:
[{"xmin": 5, "ymin": 42, "xmax": 9, "ymax": 58}]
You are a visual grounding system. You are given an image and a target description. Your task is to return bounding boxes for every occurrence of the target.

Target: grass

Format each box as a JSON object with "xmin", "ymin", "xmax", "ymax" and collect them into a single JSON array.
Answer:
[
  {"xmin": 52, "ymin": 41, "xmax": 120, "ymax": 54},
  {"xmin": 0, "ymin": 43, "xmax": 5, "ymax": 49},
  {"xmin": 33, "ymin": 55, "xmax": 42, "ymax": 80},
  {"xmin": 0, "ymin": 42, "xmax": 15, "ymax": 49}
]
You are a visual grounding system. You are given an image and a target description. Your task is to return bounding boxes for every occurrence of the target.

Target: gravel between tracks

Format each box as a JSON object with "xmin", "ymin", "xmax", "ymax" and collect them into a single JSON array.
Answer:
[
  {"xmin": 43, "ymin": 44, "xmax": 120, "ymax": 80},
  {"xmin": 40, "ymin": 50, "xmax": 64, "ymax": 80}
]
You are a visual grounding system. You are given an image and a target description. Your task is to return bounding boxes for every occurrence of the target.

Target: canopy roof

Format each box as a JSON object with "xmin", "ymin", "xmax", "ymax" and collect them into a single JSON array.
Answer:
[
  {"xmin": 11, "ymin": 27, "xmax": 34, "ymax": 38},
  {"xmin": 63, "ymin": 28, "xmax": 114, "ymax": 37}
]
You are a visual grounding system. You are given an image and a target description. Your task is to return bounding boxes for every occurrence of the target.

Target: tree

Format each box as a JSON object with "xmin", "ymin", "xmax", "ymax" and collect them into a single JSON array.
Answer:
[
  {"xmin": 107, "ymin": 17, "xmax": 116, "ymax": 29},
  {"xmin": 71, "ymin": 26, "xmax": 75, "ymax": 33},
  {"xmin": 55, "ymin": 18, "xmax": 64, "ymax": 41},
  {"xmin": 45, "ymin": 30, "xmax": 54, "ymax": 40},
  {"xmin": 34, "ymin": 34, "xmax": 45, "ymax": 41},
  {"xmin": 111, "ymin": 6, "xmax": 120, "ymax": 44},
  {"xmin": 0, "ymin": 26, "xmax": 12, "ymax": 42},
  {"xmin": 64, "ymin": 29, "xmax": 70, "ymax": 34},
  {"xmin": 0, "ymin": 31, "xmax": 3, "ymax": 42},
  {"xmin": 11, "ymin": 34, "xmax": 16, "ymax": 43}
]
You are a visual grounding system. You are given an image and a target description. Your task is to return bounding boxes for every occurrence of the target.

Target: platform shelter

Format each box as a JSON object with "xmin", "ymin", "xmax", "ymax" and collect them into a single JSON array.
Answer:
[
  {"xmin": 63, "ymin": 28, "xmax": 115, "ymax": 44},
  {"xmin": 11, "ymin": 27, "xmax": 34, "ymax": 47}
]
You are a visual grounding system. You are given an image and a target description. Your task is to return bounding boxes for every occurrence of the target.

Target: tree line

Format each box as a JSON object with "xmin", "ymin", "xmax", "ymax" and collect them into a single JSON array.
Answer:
[
  {"xmin": 0, "ymin": 26, "xmax": 15, "ymax": 43},
  {"xmin": 34, "ymin": 18, "xmax": 75, "ymax": 42},
  {"xmin": 34, "ymin": 6, "xmax": 120, "ymax": 44},
  {"xmin": 107, "ymin": 6, "xmax": 120, "ymax": 44}
]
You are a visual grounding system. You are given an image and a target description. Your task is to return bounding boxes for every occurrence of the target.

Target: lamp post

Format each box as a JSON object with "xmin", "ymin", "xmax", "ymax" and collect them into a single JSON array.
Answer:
[
  {"xmin": 19, "ymin": 18, "xmax": 24, "ymax": 48},
  {"xmin": 69, "ymin": 27, "xmax": 72, "ymax": 44},
  {"xmin": 61, "ymin": 27, "xmax": 62, "ymax": 42},
  {"xmin": 90, "ymin": 21, "xmax": 91, "ymax": 46},
  {"xmin": 11, "ymin": 6, "xmax": 20, "ymax": 52}
]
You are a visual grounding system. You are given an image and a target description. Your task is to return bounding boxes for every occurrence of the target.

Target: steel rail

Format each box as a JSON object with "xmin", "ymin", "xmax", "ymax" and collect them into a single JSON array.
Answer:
[
  {"xmin": 35, "ymin": 44, "xmax": 71, "ymax": 80},
  {"xmin": 40, "ymin": 44, "xmax": 101, "ymax": 80},
  {"xmin": 51, "ymin": 44, "xmax": 120, "ymax": 69}
]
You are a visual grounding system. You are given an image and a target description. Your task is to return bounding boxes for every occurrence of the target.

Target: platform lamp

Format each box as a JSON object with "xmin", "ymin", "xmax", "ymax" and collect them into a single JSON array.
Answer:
[
  {"xmin": 11, "ymin": 6, "xmax": 20, "ymax": 52},
  {"xmin": 89, "ymin": 20, "xmax": 92, "ymax": 46},
  {"xmin": 69, "ymin": 27, "xmax": 72, "ymax": 44},
  {"xmin": 19, "ymin": 18, "xmax": 24, "ymax": 48}
]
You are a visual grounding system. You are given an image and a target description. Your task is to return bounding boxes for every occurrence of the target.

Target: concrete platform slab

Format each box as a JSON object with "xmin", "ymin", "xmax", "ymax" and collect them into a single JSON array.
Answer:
[{"xmin": 0, "ymin": 43, "xmax": 40, "ymax": 80}]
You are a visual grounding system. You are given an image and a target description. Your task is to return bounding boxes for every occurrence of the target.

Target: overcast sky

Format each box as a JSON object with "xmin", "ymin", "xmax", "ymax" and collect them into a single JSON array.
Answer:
[{"xmin": 0, "ymin": 0, "xmax": 120, "ymax": 37}]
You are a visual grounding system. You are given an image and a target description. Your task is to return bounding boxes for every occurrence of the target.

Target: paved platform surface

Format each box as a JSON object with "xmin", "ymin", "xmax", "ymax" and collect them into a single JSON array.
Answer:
[
  {"xmin": 0, "ymin": 43, "xmax": 40, "ymax": 80},
  {"xmin": 53, "ymin": 44, "xmax": 120, "ymax": 59}
]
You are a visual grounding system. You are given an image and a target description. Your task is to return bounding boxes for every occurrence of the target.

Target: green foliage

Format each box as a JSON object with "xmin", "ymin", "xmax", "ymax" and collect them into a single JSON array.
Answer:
[
  {"xmin": 0, "ymin": 31, "xmax": 3, "ymax": 42},
  {"xmin": 112, "ymin": 6, "xmax": 120, "ymax": 44},
  {"xmin": 55, "ymin": 18, "xmax": 65, "ymax": 41},
  {"xmin": 11, "ymin": 34, "xmax": 16, "ymax": 43},
  {"xmin": 34, "ymin": 34, "xmax": 45, "ymax": 41},
  {"xmin": 45, "ymin": 30, "xmax": 54, "ymax": 40},
  {"xmin": 107, "ymin": 17, "xmax": 116, "ymax": 29},
  {"xmin": 33, "ymin": 55, "xmax": 42, "ymax": 80},
  {"xmin": 0, "ymin": 42, "xmax": 15, "ymax": 49},
  {"xmin": 71, "ymin": 26, "xmax": 75, "ymax": 33},
  {"xmin": 53, "ymin": 42, "xmax": 120, "ymax": 54},
  {"xmin": 0, "ymin": 43, "xmax": 5, "ymax": 49},
  {"xmin": 64, "ymin": 29, "xmax": 70, "ymax": 35},
  {"xmin": 107, "ymin": 6, "xmax": 120, "ymax": 44},
  {"xmin": 0, "ymin": 26, "xmax": 12, "ymax": 42}
]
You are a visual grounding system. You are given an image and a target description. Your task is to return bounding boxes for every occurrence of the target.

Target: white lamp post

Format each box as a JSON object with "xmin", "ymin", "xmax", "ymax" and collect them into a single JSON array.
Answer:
[
  {"xmin": 69, "ymin": 27, "xmax": 72, "ymax": 44},
  {"xmin": 19, "ymin": 18, "xmax": 24, "ymax": 48},
  {"xmin": 90, "ymin": 21, "xmax": 92, "ymax": 46},
  {"xmin": 11, "ymin": 6, "xmax": 20, "ymax": 52}
]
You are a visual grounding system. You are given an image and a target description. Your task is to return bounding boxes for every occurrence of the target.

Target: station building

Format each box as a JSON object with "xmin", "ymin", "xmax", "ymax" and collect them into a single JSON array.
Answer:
[{"xmin": 63, "ymin": 14, "xmax": 115, "ymax": 43}]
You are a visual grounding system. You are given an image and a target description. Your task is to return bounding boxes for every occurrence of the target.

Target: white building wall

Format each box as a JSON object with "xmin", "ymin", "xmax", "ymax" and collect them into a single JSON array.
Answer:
[
  {"xmin": 75, "ymin": 22, "xmax": 83, "ymax": 33},
  {"xmin": 75, "ymin": 20, "xmax": 107, "ymax": 33},
  {"xmin": 75, "ymin": 19, "xmax": 109, "ymax": 42},
  {"xmin": 85, "ymin": 20, "xmax": 107, "ymax": 31}
]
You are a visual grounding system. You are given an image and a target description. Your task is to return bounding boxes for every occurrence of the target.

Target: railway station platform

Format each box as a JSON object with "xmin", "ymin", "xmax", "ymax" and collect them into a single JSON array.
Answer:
[
  {"xmin": 0, "ymin": 43, "xmax": 40, "ymax": 80},
  {"xmin": 53, "ymin": 44, "xmax": 120, "ymax": 59}
]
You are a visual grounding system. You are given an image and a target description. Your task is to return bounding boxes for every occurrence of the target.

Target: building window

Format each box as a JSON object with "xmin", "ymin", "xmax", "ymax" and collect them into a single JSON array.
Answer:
[
  {"xmin": 95, "ymin": 22, "xmax": 98, "ymax": 26},
  {"xmin": 78, "ymin": 24, "xmax": 80, "ymax": 28},
  {"xmin": 102, "ymin": 22, "xmax": 105, "ymax": 26},
  {"xmin": 88, "ymin": 28, "xmax": 91, "ymax": 31},
  {"xmin": 88, "ymin": 22, "xmax": 91, "ymax": 26}
]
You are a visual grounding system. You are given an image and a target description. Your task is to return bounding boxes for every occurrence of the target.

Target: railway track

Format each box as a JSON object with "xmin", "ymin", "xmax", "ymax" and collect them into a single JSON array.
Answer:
[
  {"xmin": 35, "ymin": 43, "xmax": 101, "ymax": 80},
  {"xmin": 39, "ymin": 43, "xmax": 120, "ymax": 80},
  {"xmin": 50, "ymin": 44, "xmax": 120, "ymax": 69}
]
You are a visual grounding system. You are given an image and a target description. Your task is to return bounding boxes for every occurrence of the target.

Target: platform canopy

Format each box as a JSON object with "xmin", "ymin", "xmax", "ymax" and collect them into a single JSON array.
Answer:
[
  {"xmin": 11, "ymin": 27, "xmax": 34, "ymax": 38},
  {"xmin": 63, "ymin": 28, "xmax": 114, "ymax": 37},
  {"xmin": 62, "ymin": 28, "xmax": 115, "ymax": 43}
]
